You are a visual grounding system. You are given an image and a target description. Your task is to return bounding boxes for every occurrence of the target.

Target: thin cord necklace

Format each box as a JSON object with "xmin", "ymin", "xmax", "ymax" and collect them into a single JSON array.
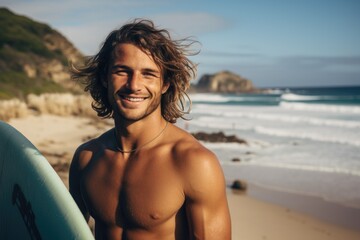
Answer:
[{"xmin": 114, "ymin": 121, "xmax": 169, "ymax": 153}]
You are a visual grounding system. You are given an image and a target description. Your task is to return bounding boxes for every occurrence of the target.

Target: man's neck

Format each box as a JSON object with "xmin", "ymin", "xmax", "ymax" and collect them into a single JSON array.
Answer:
[{"xmin": 113, "ymin": 114, "xmax": 168, "ymax": 154}]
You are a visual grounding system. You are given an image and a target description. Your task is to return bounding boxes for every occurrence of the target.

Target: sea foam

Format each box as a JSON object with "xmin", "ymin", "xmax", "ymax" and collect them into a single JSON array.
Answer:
[
  {"xmin": 280, "ymin": 102, "xmax": 360, "ymax": 114},
  {"xmin": 235, "ymin": 161, "xmax": 360, "ymax": 177}
]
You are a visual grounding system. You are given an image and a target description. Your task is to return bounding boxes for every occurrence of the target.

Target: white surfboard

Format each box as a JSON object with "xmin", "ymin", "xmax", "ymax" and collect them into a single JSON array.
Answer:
[{"xmin": 0, "ymin": 121, "xmax": 94, "ymax": 239}]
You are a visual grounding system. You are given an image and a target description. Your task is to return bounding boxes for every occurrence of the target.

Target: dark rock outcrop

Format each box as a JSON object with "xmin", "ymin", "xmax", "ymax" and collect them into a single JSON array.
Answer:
[
  {"xmin": 194, "ymin": 71, "xmax": 255, "ymax": 93},
  {"xmin": 192, "ymin": 131, "xmax": 247, "ymax": 144}
]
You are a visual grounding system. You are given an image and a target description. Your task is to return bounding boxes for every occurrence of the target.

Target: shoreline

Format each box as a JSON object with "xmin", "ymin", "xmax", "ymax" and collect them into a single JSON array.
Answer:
[
  {"xmin": 6, "ymin": 114, "xmax": 360, "ymax": 239},
  {"xmin": 245, "ymin": 183, "xmax": 360, "ymax": 231},
  {"xmin": 228, "ymin": 190, "xmax": 360, "ymax": 240}
]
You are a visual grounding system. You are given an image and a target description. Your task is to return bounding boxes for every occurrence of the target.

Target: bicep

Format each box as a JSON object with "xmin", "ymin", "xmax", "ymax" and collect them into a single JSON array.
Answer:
[
  {"xmin": 186, "ymin": 196, "xmax": 231, "ymax": 240},
  {"xmin": 183, "ymin": 151, "xmax": 231, "ymax": 239}
]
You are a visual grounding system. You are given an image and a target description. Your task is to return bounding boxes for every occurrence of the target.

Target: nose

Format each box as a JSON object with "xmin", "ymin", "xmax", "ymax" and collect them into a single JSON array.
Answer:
[{"xmin": 126, "ymin": 72, "xmax": 142, "ymax": 91}]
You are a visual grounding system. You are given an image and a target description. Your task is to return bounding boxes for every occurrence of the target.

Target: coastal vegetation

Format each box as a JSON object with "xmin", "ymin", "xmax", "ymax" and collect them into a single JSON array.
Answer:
[{"xmin": 0, "ymin": 7, "xmax": 83, "ymax": 100}]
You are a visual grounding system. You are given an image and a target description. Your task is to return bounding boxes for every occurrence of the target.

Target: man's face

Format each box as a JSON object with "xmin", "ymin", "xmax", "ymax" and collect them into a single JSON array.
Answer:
[{"xmin": 107, "ymin": 43, "xmax": 169, "ymax": 122}]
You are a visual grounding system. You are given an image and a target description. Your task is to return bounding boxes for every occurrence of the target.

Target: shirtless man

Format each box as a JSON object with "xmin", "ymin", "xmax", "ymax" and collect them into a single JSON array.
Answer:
[{"xmin": 69, "ymin": 19, "xmax": 231, "ymax": 240}]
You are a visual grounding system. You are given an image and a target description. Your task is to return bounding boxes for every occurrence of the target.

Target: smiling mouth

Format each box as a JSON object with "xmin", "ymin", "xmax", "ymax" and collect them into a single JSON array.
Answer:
[
  {"xmin": 114, "ymin": 93, "xmax": 148, "ymax": 102},
  {"xmin": 123, "ymin": 96, "xmax": 146, "ymax": 102}
]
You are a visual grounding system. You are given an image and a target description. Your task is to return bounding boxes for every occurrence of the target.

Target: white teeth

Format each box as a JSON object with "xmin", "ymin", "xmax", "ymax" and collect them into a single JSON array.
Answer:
[{"xmin": 125, "ymin": 97, "xmax": 145, "ymax": 102}]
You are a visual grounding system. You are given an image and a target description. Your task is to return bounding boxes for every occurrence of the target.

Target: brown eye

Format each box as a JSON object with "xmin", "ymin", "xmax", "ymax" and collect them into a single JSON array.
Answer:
[
  {"xmin": 114, "ymin": 70, "xmax": 128, "ymax": 76},
  {"xmin": 143, "ymin": 71, "xmax": 158, "ymax": 79},
  {"xmin": 144, "ymin": 73, "xmax": 154, "ymax": 78}
]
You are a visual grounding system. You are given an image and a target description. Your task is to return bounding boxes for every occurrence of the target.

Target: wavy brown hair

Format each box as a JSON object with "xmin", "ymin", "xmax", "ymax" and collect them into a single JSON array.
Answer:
[{"xmin": 70, "ymin": 19, "xmax": 198, "ymax": 123}]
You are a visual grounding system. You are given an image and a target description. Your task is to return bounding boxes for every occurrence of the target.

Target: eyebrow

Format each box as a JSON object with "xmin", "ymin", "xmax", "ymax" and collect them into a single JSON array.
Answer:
[
  {"xmin": 111, "ymin": 65, "xmax": 130, "ymax": 71},
  {"xmin": 111, "ymin": 65, "xmax": 160, "ymax": 75}
]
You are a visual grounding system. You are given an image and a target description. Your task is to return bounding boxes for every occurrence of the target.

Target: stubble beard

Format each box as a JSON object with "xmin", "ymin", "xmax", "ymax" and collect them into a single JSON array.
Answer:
[{"xmin": 112, "ymin": 92, "xmax": 162, "ymax": 122}]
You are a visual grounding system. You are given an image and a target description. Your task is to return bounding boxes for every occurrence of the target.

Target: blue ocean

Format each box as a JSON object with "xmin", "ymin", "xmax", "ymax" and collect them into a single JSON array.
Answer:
[{"xmin": 180, "ymin": 86, "xmax": 360, "ymax": 217}]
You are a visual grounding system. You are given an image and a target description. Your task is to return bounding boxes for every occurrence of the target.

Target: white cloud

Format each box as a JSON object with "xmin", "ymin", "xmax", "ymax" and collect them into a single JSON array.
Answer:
[
  {"xmin": 59, "ymin": 20, "xmax": 127, "ymax": 55},
  {"xmin": 151, "ymin": 12, "xmax": 229, "ymax": 37}
]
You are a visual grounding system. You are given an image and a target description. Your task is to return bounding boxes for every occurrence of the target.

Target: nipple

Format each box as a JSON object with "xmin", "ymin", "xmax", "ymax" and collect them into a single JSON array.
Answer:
[{"xmin": 150, "ymin": 213, "xmax": 161, "ymax": 220}]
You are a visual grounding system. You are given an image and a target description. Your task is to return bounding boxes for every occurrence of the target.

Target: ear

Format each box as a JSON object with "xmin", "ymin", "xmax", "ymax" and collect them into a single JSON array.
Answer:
[{"xmin": 161, "ymin": 81, "xmax": 170, "ymax": 94}]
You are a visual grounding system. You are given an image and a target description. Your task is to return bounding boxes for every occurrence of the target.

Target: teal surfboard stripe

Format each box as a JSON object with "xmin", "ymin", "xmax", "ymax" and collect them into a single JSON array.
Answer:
[{"xmin": 0, "ymin": 121, "xmax": 94, "ymax": 239}]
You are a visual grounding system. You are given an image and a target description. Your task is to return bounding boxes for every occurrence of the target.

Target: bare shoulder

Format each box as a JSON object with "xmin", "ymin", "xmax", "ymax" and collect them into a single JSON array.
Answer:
[
  {"xmin": 71, "ymin": 138, "xmax": 96, "ymax": 171},
  {"xmin": 169, "ymin": 124, "xmax": 217, "ymax": 164},
  {"xmin": 71, "ymin": 128, "xmax": 114, "ymax": 171},
  {"xmin": 169, "ymin": 125, "xmax": 225, "ymax": 197}
]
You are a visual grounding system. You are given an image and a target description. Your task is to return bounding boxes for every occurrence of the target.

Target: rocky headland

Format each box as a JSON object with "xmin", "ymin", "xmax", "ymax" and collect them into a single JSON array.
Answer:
[{"xmin": 192, "ymin": 70, "xmax": 257, "ymax": 93}]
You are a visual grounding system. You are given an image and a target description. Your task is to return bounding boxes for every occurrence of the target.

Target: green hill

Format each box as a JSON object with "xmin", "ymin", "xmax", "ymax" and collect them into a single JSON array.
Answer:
[{"xmin": 0, "ymin": 7, "xmax": 83, "ymax": 99}]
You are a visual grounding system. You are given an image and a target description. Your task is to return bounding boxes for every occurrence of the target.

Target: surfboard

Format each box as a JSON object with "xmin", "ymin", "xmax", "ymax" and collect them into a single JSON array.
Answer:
[{"xmin": 0, "ymin": 121, "xmax": 94, "ymax": 240}]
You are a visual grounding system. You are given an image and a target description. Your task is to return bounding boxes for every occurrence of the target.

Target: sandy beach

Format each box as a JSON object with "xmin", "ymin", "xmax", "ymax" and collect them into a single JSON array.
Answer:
[{"xmin": 7, "ymin": 114, "xmax": 360, "ymax": 240}]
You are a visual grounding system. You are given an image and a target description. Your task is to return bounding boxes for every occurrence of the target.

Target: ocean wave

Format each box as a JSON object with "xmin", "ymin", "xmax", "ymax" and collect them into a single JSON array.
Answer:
[
  {"xmin": 189, "ymin": 93, "xmax": 279, "ymax": 104},
  {"xmin": 233, "ymin": 161, "xmax": 360, "ymax": 177},
  {"xmin": 280, "ymin": 102, "xmax": 360, "ymax": 114},
  {"xmin": 222, "ymin": 112, "xmax": 360, "ymax": 128},
  {"xmin": 190, "ymin": 94, "xmax": 231, "ymax": 103},
  {"xmin": 191, "ymin": 116, "xmax": 253, "ymax": 131},
  {"xmin": 193, "ymin": 111, "xmax": 360, "ymax": 129},
  {"xmin": 190, "ymin": 117, "xmax": 360, "ymax": 146},
  {"xmin": 281, "ymin": 92, "xmax": 360, "ymax": 101},
  {"xmin": 265, "ymin": 89, "xmax": 286, "ymax": 94},
  {"xmin": 281, "ymin": 93, "xmax": 325, "ymax": 101},
  {"xmin": 202, "ymin": 142, "xmax": 251, "ymax": 150},
  {"xmin": 254, "ymin": 126, "xmax": 360, "ymax": 147}
]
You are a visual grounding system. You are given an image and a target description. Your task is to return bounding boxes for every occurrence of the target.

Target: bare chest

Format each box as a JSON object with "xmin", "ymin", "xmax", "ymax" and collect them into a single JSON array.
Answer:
[{"xmin": 81, "ymin": 152, "xmax": 185, "ymax": 229}]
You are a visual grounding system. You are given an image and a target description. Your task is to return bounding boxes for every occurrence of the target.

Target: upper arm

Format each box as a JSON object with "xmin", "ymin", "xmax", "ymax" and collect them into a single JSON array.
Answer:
[
  {"xmin": 181, "ymin": 147, "xmax": 231, "ymax": 240},
  {"xmin": 69, "ymin": 147, "xmax": 90, "ymax": 221}
]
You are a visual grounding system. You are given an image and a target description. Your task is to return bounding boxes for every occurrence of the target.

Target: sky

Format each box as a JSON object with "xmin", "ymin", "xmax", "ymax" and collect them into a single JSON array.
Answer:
[{"xmin": 1, "ymin": 0, "xmax": 360, "ymax": 88}]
